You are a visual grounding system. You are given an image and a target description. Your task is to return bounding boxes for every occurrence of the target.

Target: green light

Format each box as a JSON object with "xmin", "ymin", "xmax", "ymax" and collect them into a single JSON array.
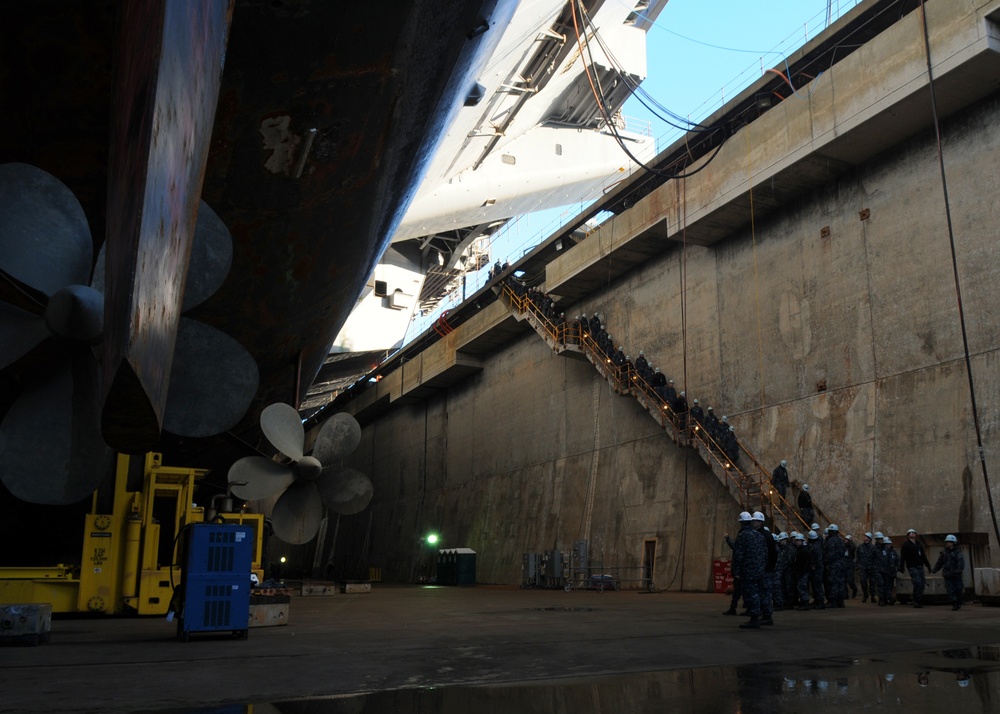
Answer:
[{"xmin": 425, "ymin": 533, "xmax": 439, "ymax": 545}]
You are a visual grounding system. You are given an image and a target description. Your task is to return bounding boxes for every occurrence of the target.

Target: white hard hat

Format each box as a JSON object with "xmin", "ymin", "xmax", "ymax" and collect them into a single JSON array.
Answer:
[
  {"xmin": 845, "ymin": 534, "xmax": 852, "ymax": 540},
  {"xmin": 738, "ymin": 511, "xmax": 753, "ymax": 522},
  {"xmin": 874, "ymin": 531, "xmax": 884, "ymax": 539},
  {"xmin": 945, "ymin": 534, "xmax": 958, "ymax": 543},
  {"xmin": 693, "ymin": 398, "xmax": 699, "ymax": 404},
  {"xmin": 793, "ymin": 533, "xmax": 806, "ymax": 541},
  {"xmin": 811, "ymin": 523, "xmax": 820, "ymax": 531},
  {"xmin": 722, "ymin": 415, "xmax": 728, "ymax": 422},
  {"xmin": 807, "ymin": 530, "xmax": 818, "ymax": 540},
  {"xmin": 772, "ymin": 532, "xmax": 779, "ymax": 540},
  {"xmin": 778, "ymin": 532, "xmax": 789, "ymax": 541},
  {"xmin": 864, "ymin": 532, "xmax": 873, "ymax": 539},
  {"xmin": 907, "ymin": 528, "xmax": 916, "ymax": 534},
  {"xmin": 680, "ymin": 391, "xmax": 685, "ymax": 397},
  {"xmin": 668, "ymin": 379, "xmax": 674, "ymax": 384},
  {"xmin": 828, "ymin": 524, "xmax": 839, "ymax": 532},
  {"xmin": 780, "ymin": 459, "xmax": 787, "ymax": 467},
  {"xmin": 883, "ymin": 537, "xmax": 892, "ymax": 544},
  {"xmin": 707, "ymin": 406, "xmax": 714, "ymax": 411},
  {"xmin": 729, "ymin": 426, "xmax": 735, "ymax": 431},
  {"xmin": 802, "ymin": 484, "xmax": 809, "ymax": 492}
]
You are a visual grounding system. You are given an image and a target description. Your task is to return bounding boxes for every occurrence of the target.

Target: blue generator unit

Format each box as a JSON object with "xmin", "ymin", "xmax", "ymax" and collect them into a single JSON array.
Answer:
[{"xmin": 176, "ymin": 523, "xmax": 253, "ymax": 641}]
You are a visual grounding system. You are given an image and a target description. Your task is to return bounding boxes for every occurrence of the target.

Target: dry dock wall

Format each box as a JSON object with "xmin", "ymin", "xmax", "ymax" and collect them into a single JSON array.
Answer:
[{"xmin": 313, "ymin": 0, "xmax": 1000, "ymax": 589}]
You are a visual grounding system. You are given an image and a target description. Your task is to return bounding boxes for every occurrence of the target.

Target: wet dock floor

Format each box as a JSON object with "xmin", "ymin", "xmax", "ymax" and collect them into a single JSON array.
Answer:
[
  {"xmin": 143, "ymin": 644, "xmax": 1000, "ymax": 713},
  {"xmin": 4, "ymin": 586, "xmax": 1000, "ymax": 713}
]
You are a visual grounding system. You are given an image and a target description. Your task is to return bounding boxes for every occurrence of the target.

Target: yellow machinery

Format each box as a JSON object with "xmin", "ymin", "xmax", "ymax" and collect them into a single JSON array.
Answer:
[{"xmin": 0, "ymin": 453, "xmax": 264, "ymax": 615}]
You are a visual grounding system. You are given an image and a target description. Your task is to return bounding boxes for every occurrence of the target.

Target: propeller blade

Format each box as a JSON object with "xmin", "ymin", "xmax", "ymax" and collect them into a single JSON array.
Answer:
[
  {"xmin": 0, "ymin": 303, "xmax": 48, "ymax": 370},
  {"xmin": 91, "ymin": 200, "xmax": 231, "ymax": 311},
  {"xmin": 260, "ymin": 403, "xmax": 305, "ymax": 460},
  {"xmin": 314, "ymin": 412, "xmax": 362, "ymax": 464},
  {"xmin": 0, "ymin": 163, "xmax": 92, "ymax": 296},
  {"xmin": 0, "ymin": 346, "xmax": 113, "ymax": 505},
  {"xmin": 317, "ymin": 466, "xmax": 373, "ymax": 516},
  {"xmin": 228, "ymin": 456, "xmax": 295, "ymax": 501},
  {"xmin": 162, "ymin": 318, "xmax": 259, "ymax": 437},
  {"xmin": 271, "ymin": 480, "xmax": 323, "ymax": 544},
  {"xmin": 182, "ymin": 202, "xmax": 232, "ymax": 311}
]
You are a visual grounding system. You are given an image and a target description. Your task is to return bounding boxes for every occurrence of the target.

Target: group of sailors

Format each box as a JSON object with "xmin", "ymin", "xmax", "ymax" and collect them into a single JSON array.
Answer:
[
  {"xmin": 567, "ymin": 311, "xmax": 743, "ymax": 466},
  {"xmin": 500, "ymin": 280, "xmax": 970, "ymax": 626},
  {"xmin": 726, "ymin": 511, "xmax": 968, "ymax": 629},
  {"xmin": 506, "ymin": 282, "xmax": 745, "ymax": 467}
]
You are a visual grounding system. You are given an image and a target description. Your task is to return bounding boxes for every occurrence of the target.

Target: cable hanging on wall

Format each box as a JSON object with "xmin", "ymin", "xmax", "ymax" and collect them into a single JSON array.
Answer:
[{"xmin": 917, "ymin": 0, "xmax": 1000, "ymax": 547}]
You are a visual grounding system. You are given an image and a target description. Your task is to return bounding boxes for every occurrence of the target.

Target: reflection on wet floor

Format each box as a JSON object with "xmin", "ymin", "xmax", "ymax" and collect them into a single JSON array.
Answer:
[{"xmin": 149, "ymin": 644, "xmax": 1000, "ymax": 714}]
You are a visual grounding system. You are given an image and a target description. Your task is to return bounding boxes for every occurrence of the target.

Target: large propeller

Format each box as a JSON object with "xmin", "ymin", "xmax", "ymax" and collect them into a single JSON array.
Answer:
[
  {"xmin": 0, "ymin": 163, "xmax": 113, "ymax": 504},
  {"xmin": 229, "ymin": 404, "xmax": 374, "ymax": 544},
  {"xmin": 0, "ymin": 162, "xmax": 259, "ymax": 505}
]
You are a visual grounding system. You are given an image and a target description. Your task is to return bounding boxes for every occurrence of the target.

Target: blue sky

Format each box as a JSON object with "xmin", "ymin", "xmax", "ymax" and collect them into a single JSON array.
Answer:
[
  {"xmin": 626, "ymin": 0, "xmax": 860, "ymax": 142},
  {"xmin": 407, "ymin": 0, "xmax": 862, "ymax": 336}
]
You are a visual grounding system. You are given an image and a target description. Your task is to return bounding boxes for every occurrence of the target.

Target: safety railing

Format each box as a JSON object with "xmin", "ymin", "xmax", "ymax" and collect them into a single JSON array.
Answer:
[{"xmin": 497, "ymin": 280, "xmax": 818, "ymax": 530}]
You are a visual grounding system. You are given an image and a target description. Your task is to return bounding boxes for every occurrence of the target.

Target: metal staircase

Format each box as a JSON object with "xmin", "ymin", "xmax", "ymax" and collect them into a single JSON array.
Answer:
[{"xmin": 499, "ymin": 282, "xmax": 818, "ymax": 535}]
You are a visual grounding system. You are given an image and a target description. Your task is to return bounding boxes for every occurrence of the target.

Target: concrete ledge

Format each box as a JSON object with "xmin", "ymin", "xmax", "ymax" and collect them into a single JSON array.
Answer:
[
  {"xmin": 248, "ymin": 599, "xmax": 289, "ymax": 628},
  {"xmin": 301, "ymin": 582, "xmax": 338, "ymax": 596},
  {"xmin": 340, "ymin": 581, "xmax": 372, "ymax": 594}
]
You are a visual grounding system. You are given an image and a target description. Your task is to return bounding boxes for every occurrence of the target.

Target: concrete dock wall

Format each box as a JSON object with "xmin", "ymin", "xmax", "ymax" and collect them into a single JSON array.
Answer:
[{"xmin": 320, "ymin": 0, "xmax": 1000, "ymax": 588}]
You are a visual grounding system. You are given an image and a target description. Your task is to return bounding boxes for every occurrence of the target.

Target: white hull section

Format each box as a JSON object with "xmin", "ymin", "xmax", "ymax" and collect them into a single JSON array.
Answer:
[{"xmin": 396, "ymin": 125, "xmax": 653, "ymax": 240}]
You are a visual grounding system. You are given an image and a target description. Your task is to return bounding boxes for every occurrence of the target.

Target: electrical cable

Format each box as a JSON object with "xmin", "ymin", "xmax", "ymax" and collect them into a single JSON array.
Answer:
[
  {"xmin": 570, "ymin": 0, "xmax": 732, "ymax": 181},
  {"xmin": 917, "ymin": 0, "xmax": 1000, "ymax": 547}
]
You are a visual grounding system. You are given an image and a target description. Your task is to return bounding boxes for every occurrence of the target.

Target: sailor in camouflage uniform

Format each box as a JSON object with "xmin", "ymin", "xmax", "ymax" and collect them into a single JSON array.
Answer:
[
  {"xmin": 931, "ymin": 534, "xmax": 966, "ymax": 610},
  {"xmin": 731, "ymin": 511, "xmax": 767, "ymax": 629},
  {"xmin": 857, "ymin": 532, "xmax": 878, "ymax": 603},
  {"xmin": 822, "ymin": 524, "xmax": 847, "ymax": 608},
  {"xmin": 876, "ymin": 536, "xmax": 900, "ymax": 606},
  {"xmin": 751, "ymin": 513, "xmax": 776, "ymax": 624},
  {"xmin": 774, "ymin": 532, "xmax": 793, "ymax": 609},
  {"xmin": 806, "ymin": 530, "xmax": 826, "ymax": 608}
]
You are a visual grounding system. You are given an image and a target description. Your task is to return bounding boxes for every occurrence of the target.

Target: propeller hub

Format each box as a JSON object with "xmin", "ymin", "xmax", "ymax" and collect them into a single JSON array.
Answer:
[
  {"xmin": 45, "ymin": 284, "xmax": 103, "ymax": 342},
  {"xmin": 296, "ymin": 455, "xmax": 323, "ymax": 481}
]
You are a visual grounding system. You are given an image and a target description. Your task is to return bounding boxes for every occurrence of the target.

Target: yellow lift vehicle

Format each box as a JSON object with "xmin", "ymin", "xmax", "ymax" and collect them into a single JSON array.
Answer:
[{"xmin": 0, "ymin": 453, "xmax": 264, "ymax": 615}]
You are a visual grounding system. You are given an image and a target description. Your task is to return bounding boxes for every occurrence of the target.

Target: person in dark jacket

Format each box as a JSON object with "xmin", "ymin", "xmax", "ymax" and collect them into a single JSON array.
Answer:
[
  {"xmin": 857, "ymin": 532, "xmax": 878, "ymax": 603},
  {"xmin": 805, "ymin": 529, "xmax": 826, "ymax": 608},
  {"xmin": 900, "ymin": 528, "xmax": 932, "ymax": 607},
  {"xmin": 931, "ymin": 534, "xmax": 966, "ymax": 610},
  {"xmin": 792, "ymin": 532, "xmax": 812, "ymax": 609},
  {"xmin": 771, "ymin": 460, "xmax": 789, "ymax": 498},
  {"xmin": 877, "ymin": 536, "xmax": 900, "ymax": 605},
  {"xmin": 590, "ymin": 312, "xmax": 602, "ymax": 334},
  {"xmin": 690, "ymin": 399, "xmax": 705, "ymax": 427},
  {"xmin": 731, "ymin": 511, "xmax": 767, "ymax": 629},
  {"xmin": 822, "ymin": 525, "xmax": 847, "ymax": 608},
  {"xmin": 773, "ymin": 531, "xmax": 792, "ymax": 610},
  {"xmin": 752, "ymin": 512, "xmax": 777, "ymax": 624},
  {"xmin": 843, "ymin": 533, "xmax": 858, "ymax": 598},
  {"xmin": 723, "ymin": 425, "xmax": 740, "ymax": 466},
  {"xmin": 797, "ymin": 484, "xmax": 815, "ymax": 524},
  {"xmin": 672, "ymin": 391, "xmax": 688, "ymax": 431},
  {"xmin": 704, "ymin": 407, "xmax": 721, "ymax": 444}
]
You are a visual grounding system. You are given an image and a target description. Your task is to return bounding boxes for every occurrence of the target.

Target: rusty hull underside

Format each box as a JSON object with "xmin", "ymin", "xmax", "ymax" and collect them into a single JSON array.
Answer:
[{"xmin": 0, "ymin": 0, "xmax": 513, "ymax": 514}]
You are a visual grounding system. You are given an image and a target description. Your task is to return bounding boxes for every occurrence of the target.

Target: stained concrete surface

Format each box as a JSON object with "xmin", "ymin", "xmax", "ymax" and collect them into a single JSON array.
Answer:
[{"xmin": 3, "ymin": 585, "xmax": 1000, "ymax": 713}]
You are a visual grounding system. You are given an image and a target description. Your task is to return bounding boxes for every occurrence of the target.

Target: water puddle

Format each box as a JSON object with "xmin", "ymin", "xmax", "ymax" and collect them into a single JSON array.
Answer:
[{"xmin": 142, "ymin": 644, "xmax": 1000, "ymax": 713}]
